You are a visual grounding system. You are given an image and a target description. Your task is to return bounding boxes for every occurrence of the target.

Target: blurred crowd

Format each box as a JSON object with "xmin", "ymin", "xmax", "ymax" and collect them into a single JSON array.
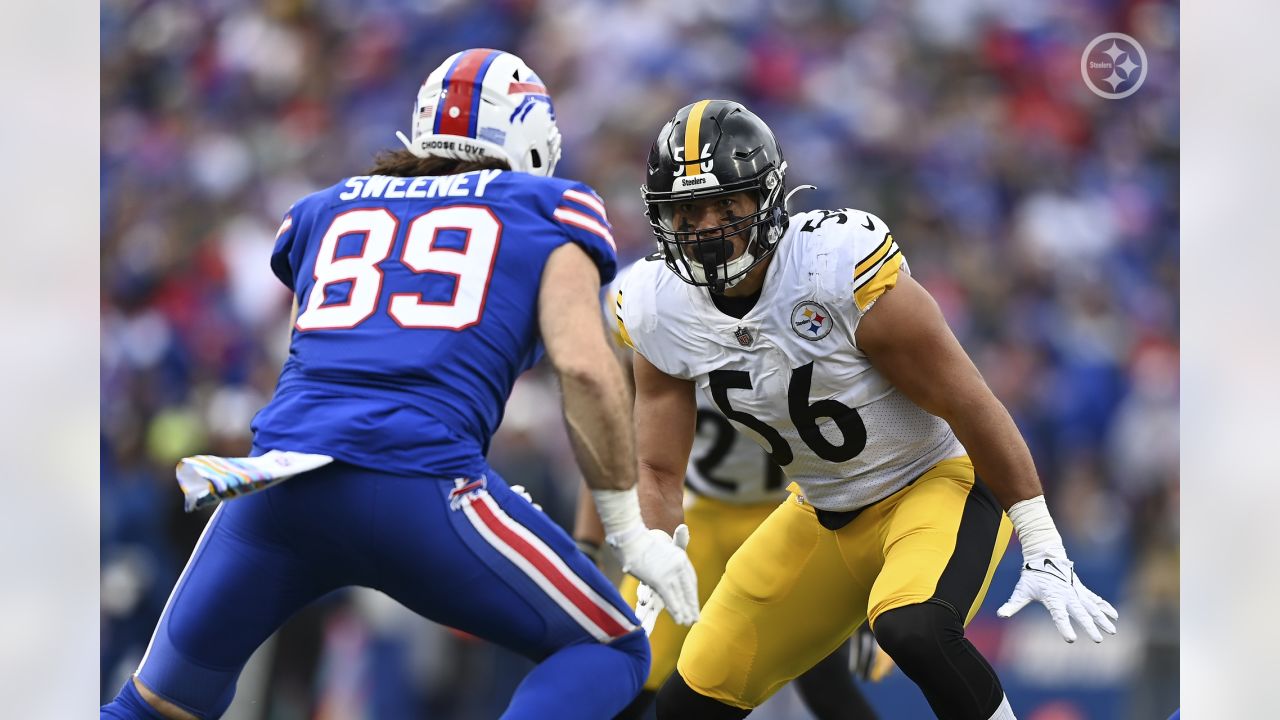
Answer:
[{"xmin": 101, "ymin": 0, "xmax": 1179, "ymax": 717}]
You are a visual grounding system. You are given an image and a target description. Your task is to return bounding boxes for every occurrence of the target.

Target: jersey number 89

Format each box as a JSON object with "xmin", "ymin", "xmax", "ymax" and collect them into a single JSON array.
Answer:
[{"xmin": 295, "ymin": 205, "xmax": 501, "ymax": 331}]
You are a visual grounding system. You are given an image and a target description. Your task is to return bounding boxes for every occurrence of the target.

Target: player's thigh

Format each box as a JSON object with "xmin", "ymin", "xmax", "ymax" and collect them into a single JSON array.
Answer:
[
  {"xmin": 136, "ymin": 487, "xmax": 340, "ymax": 714},
  {"xmin": 376, "ymin": 474, "xmax": 642, "ymax": 660},
  {"xmin": 866, "ymin": 457, "xmax": 1012, "ymax": 627},
  {"xmin": 677, "ymin": 494, "xmax": 871, "ymax": 709}
]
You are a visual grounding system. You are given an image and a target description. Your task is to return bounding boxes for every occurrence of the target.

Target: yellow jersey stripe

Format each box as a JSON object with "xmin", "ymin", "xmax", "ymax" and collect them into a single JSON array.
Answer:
[
  {"xmin": 683, "ymin": 99, "xmax": 713, "ymax": 175},
  {"xmin": 854, "ymin": 239, "xmax": 899, "ymax": 288},
  {"xmin": 613, "ymin": 290, "xmax": 634, "ymax": 349},
  {"xmin": 854, "ymin": 234, "xmax": 893, "ymax": 279},
  {"xmin": 853, "ymin": 251, "xmax": 904, "ymax": 311}
]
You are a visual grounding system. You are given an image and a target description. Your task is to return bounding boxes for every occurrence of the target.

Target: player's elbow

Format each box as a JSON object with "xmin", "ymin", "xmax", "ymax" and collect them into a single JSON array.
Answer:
[
  {"xmin": 935, "ymin": 392, "xmax": 1022, "ymax": 460},
  {"xmin": 554, "ymin": 353, "xmax": 619, "ymax": 397}
]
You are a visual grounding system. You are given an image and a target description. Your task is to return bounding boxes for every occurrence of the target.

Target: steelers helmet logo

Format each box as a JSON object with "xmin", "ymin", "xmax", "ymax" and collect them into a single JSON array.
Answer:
[{"xmin": 791, "ymin": 301, "xmax": 832, "ymax": 341}]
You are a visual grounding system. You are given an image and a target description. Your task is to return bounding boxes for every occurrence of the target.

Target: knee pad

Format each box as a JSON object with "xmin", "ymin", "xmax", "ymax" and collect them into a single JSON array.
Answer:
[
  {"xmin": 872, "ymin": 600, "xmax": 963, "ymax": 670},
  {"xmin": 872, "ymin": 601, "xmax": 1004, "ymax": 720}
]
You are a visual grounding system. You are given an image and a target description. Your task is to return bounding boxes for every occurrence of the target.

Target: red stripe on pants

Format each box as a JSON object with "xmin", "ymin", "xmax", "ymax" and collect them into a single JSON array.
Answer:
[{"xmin": 470, "ymin": 495, "xmax": 631, "ymax": 638}]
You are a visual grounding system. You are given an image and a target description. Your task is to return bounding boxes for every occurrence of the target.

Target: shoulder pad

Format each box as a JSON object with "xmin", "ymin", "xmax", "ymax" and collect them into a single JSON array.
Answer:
[{"xmin": 791, "ymin": 208, "xmax": 905, "ymax": 313}]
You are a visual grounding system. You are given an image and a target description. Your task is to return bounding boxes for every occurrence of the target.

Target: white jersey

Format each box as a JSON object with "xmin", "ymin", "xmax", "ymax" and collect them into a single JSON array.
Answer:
[
  {"xmin": 617, "ymin": 208, "xmax": 964, "ymax": 512},
  {"xmin": 604, "ymin": 269, "xmax": 785, "ymax": 505}
]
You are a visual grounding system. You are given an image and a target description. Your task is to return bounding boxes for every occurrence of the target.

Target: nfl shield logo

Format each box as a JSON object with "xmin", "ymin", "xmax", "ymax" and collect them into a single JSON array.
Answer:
[{"xmin": 734, "ymin": 326, "xmax": 753, "ymax": 347}]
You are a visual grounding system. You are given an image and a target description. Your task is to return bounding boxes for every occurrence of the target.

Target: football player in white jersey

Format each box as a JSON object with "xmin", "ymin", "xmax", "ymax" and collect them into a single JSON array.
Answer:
[
  {"xmin": 574, "ymin": 265, "xmax": 892, "ymax": 719},
  {"xmin": 616, "ymin": 100, "xmax": 1119, "ymax": 720}
]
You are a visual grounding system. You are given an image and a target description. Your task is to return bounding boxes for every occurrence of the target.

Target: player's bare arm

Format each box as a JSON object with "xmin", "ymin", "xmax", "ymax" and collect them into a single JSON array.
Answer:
[
  {"xmin": 540, "ymin": 243, "xmax": 700, "ymax": 624},
  {"xmin": 631, "ymin": 352, "xmax": 697, "ymax": 535},
  {"xmin": 538, "ymin": 242, "xmax": 637, "ymax": 492},
  {"xmin": 853, "ymin": 272, "xmax": 1041, "ymax": 510},
  {"xmin": 857, "ymin": 271, "xmax": 1119, "ymax": 644},
  {"xmin": 571, "ymin": 299, "xmax": 639, "ymax": 562},
  {"xmin": 572, "ymin": 480, "xmax": 607, "ymax": 562}
]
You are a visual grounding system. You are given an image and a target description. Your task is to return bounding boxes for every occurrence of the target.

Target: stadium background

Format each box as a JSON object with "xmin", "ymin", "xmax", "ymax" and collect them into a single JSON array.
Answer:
[{"xmin": 99, "ymin": 1, "xmax": 1178, "ymax": 717}]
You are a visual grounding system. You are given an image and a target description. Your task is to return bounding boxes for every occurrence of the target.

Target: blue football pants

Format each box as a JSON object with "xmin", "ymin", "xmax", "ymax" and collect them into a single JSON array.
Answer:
[{"xmin": 101, "ymin": 461, "xmax": 648, "ymax": 719}]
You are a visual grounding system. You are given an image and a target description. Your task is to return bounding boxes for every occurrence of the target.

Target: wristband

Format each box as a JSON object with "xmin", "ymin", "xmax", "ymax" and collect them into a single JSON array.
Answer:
[
  {"xmin": 592, "ymin": 487, "xmax": 645, "ymax": 546},
  {"xmin": 1007, "ymin": 495, "xmax": 1065, "ymax": 556}
]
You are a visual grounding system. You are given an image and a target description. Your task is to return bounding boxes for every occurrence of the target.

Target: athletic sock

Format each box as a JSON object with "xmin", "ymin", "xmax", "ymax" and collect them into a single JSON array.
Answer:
[
  {"xmin": 100, "ymin": 677, "xmax": 169, "ymax": 720},
  {"xmin": 987, "ymin": 695, "xmax": 1016, "ymax": 720}
]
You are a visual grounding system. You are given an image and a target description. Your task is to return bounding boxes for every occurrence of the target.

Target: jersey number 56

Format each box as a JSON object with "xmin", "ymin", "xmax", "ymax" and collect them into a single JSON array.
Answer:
[{"xmin": 709, "ymin": 361, "xmax": 868, "ymax": 465}]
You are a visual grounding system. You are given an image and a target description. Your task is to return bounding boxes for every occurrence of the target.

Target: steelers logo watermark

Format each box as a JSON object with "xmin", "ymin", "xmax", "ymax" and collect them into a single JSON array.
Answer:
[
  {"xmin": 1081, "ymin": 33, "xmax": 1148, "ymax": 99},
  {"xmin": 791, "ymin": 301, "xmax": 833, "ymax": 341}
]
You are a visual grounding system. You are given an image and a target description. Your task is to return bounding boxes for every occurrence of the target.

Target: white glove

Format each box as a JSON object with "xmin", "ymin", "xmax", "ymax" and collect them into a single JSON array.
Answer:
[
  {"xmin": 634, "ymin": 523, "xmax": 691, "ymax": 634},
  {"xmin": 997, "ymin": 549, "xmax": 1118, "ymax": 643},
  {"xmin": 997, "ymin": 496, "xmax": 1118, "ymax": 643},
  {"xmin": 611, "ymin": 523, "xmax": 698, "ymax": 627},
  {"xmin": 508, "ymin": 484, "xmax": 542, "ymax": 512}
]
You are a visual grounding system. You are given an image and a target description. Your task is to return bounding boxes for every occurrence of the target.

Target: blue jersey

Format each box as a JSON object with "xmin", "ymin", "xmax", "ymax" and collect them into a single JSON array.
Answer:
[{"xmin": 251, "ymin": 169, "xmax": 617, "ymax": 479}]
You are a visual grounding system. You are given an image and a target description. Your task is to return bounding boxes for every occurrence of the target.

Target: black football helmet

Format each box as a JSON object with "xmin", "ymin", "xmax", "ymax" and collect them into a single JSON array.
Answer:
[{"xmin": 642, "ymin": 100, "xmax": 789, "ymax": 294}]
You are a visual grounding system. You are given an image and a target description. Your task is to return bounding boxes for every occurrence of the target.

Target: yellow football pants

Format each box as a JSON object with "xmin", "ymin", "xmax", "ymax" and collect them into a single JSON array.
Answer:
[
  {"xmin": 620, "ymin": 493, "xmax": 780, "ymax": 692},
  {"xmin": 676, "ymin": 456, "xmax": 1012, "ymax": 709}
]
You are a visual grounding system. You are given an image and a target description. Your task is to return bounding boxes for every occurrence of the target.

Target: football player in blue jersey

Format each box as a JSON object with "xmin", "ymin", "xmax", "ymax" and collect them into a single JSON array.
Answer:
[{"xmin": 101, "ymin": 48, "xmax": 698, "ymax": 720}]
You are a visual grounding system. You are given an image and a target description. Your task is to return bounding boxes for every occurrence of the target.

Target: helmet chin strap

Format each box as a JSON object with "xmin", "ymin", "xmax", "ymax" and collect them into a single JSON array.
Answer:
[
  {"xmin": 396, "ymin": 131, "xmax": 414, "ymax": 150},
  {"xmin": 686, "ymin": 209, "xmax": 770, "ymax": 293},
  {"xmin": 689, "ymin": 248, "xmax": 756, "ymax": 293},
  {"xmin": 720, "ymin": 252, "xmax": 756, "ymax": 289},
  {"xmin": 680, "ymin": 179, "xmax": 792, "ymax": 294}
]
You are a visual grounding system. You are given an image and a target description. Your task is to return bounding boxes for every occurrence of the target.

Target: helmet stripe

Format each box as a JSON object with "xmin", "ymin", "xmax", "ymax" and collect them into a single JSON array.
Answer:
[
  {"xmin": 465, "ymin": 51, "xmax": 501, "ymax": 138},
  {"xmin": 683, "ymin": 99, "xmax": 713, "ymax": 176},
  {"xmin": 435, "ymin": 49, "xmax": 501, "ymax": 139},
  {"xmin": 431, "ymin": 52, "xmax": 468, "ymax": 135}
]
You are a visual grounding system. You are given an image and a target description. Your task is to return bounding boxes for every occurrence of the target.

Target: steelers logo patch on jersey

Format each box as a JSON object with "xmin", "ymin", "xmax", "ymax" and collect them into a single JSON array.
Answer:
[{"xmin": 791, "ymin": 301, "xmax": 832, "ymax": 341}]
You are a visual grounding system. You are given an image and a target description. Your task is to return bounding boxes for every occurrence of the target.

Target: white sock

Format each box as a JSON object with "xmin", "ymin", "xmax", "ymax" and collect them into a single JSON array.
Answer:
[{"xmin": 987, "ymin": 695, "xmax": 1016, "ymax": 720}]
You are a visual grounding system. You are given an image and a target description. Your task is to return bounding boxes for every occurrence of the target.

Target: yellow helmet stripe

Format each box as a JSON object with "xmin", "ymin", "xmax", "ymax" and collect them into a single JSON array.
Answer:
[{"xmin": 683, "ymin": 99, "xmax": 713, "ymax": 175}]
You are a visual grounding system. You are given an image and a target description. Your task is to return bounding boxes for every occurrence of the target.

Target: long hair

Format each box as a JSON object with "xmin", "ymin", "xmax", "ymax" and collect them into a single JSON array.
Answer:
[{"xmin": 366, "ymin": 148, "xmax": 510, "ymax": 177}]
